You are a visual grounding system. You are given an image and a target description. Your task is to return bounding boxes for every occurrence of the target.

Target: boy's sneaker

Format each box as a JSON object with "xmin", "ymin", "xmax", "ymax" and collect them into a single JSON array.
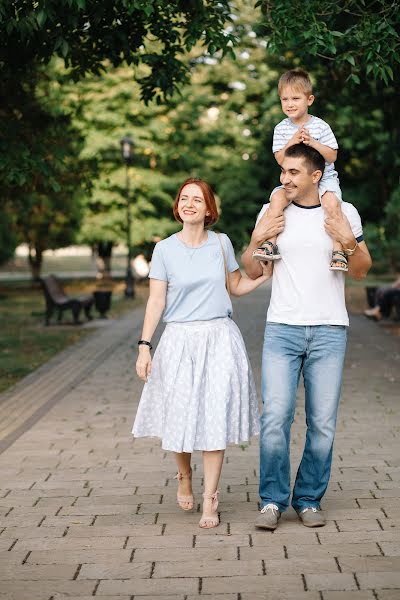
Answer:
[
  {"xmin": 255, "ymin": 503, "xmax": 281, "ymax": 530},
  {"xmin": 297, "ymin": 507, "xmax": 326, "ymax": 528}
]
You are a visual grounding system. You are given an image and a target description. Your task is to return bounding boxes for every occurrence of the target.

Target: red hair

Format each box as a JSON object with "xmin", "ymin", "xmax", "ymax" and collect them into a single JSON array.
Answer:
[{"xmin": 173, "ymin": 178, "xmax": 219, "ymax": 227}]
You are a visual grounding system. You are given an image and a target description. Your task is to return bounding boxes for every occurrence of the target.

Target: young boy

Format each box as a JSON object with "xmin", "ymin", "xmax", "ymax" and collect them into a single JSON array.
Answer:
[{"xmin": 253, "ymin": 69, "xmax": 347, "ymax": 271}]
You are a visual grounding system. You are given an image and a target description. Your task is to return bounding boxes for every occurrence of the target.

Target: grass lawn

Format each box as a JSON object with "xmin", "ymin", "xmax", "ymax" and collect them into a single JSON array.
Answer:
[
  {"xmin": 0, "ymin": 272, "xmax": 397, "ymax": 395},
  {"xmin": 0, "ymin": 278, "xmax": 147, "ymax": 394}
]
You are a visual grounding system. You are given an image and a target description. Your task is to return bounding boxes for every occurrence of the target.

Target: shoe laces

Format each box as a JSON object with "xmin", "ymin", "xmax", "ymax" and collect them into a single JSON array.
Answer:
[
  {"xmin": 260, "ymin": 503, "xmax": 279, "ymax": 514},
  {"xmin": 301, "ymin": 507, "xmax": 319, "ymax": 513}
]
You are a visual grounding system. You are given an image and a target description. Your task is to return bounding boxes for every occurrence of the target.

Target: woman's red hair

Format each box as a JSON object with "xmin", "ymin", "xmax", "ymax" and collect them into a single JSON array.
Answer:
[{"xmin": 173, "ymin": 178, "xmax": 219, "ymax": 227}]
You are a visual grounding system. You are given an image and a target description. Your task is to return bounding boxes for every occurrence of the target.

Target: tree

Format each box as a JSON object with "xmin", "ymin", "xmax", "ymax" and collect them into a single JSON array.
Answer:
[
  {"xmin": 0, "ymin": 1, "xmax": 236, "ymax": 102},
  {"xmin": 0, "ymin": 64, "xmax": 94, "ymax": 278},
  {"xmin": 257, "ymin": 0, "xmax": 400, "ymax": 86},
  {"xmin": 0, "ymin": 1, "xmax": 236, "ymax": 268}
]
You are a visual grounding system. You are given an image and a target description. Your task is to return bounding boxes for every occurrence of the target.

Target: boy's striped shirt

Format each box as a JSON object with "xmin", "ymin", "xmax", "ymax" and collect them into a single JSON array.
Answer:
[{"xmin": 273, "ymin": 115, "xmax": 338, "ymax": 176}]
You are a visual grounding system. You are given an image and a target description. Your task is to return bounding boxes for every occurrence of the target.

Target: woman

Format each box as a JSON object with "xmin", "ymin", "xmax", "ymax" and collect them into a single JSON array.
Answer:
[{"xmin": 132, "ymin": 178, "xmax": 283, "ymax": 529}]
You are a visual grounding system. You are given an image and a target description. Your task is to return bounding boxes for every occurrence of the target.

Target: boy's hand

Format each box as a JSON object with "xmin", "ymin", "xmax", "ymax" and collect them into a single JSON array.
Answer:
[
  {"xmin": 300, "ymin": 128, "xmax": 315, "ymax": 147},
  {"xmin": 286, "ymin": 129, "xmax": 304, "ymax": 148}
]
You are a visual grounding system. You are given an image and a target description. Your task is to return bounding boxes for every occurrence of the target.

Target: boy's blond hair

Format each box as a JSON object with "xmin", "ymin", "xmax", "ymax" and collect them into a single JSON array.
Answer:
[{"xmin": 278, "ymin": 69, "xmax": 312, "ymax": 96}]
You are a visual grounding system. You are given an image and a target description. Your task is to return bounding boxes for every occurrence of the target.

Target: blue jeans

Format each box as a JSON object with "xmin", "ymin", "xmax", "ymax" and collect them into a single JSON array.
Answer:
[{"xmin": 259, "ymin": 322, "xmax": 347, "ymax": 512}]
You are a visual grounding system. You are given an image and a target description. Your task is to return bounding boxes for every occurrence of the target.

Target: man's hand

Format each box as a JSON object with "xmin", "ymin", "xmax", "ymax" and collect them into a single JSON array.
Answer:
[
  {"xmin": 324, "ymin": 214, "xmax": 356, "ymax": 247},
  {"xmin": 252, "ymin": 212, "xmax": 285, "ymax": 247}
]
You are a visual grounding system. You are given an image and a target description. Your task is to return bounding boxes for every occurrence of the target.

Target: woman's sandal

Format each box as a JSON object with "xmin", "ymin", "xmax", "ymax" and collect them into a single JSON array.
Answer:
[
  {"xmin": 199, "ymin": 490, "xmax": 220, "ymax": 529},
  {"xmin": 329, "ymin": 250, "xmax": 348, "ymax": 272},
  {"xmin": 252, "ymin": 240, "xmax": 281, "ymax": 262},
  {"xmin": 174, "ymin": 470, "xmax": 194, "ymax": 511}
]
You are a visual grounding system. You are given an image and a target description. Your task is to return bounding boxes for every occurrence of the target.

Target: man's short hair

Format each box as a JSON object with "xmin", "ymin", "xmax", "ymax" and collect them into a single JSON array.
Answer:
[
  {"xmin": 278, "ymin": 69, "xmax": 312, "ymax": 96},
  {"xmin": 284, "ymin": 144, "xmax": 325, "ymax": 175}
]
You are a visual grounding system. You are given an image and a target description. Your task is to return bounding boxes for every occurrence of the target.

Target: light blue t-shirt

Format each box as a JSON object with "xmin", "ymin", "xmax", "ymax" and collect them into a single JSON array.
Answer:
[{"xmin": 149, "ymin": 231, "xmax": 239, "ymax": 323}]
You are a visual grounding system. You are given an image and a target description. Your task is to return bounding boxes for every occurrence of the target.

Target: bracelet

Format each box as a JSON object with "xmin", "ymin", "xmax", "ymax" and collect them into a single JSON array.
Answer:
[
  {"xmin": 344, "ymin": 241, "xmax": 358, "ymax": 256},
  {"xmin": 138, "ymin": 340, "xmax": 152, "ymax": 350}
]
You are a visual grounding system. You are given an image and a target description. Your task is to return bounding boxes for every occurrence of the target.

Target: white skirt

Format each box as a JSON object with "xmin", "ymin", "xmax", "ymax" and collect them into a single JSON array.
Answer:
[{"xmin": 132, "ymin": 317, "xmax": 259, "ymax": 452}]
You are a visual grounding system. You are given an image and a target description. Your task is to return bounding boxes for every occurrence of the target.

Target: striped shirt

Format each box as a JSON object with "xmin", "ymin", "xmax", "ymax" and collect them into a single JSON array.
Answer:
[{"xmin": 273, "ymin": 115, "xmax": 338, "ymax": 177}]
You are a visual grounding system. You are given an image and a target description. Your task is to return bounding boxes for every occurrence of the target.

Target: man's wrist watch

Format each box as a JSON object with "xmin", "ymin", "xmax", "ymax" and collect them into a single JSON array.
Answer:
[{"xmin": 344, "ymin": 240, "xmax": 358, "ymax": 256}]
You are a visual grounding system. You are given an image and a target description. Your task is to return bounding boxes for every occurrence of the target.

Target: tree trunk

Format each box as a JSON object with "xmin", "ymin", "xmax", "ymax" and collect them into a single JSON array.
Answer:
[
  {"xmin": 94, "ymin": 241, "xmax": 113, "ymax": 280},
  {"xmin": 28, "ymin": 245, "xmax": 43, "ymax": 281}
]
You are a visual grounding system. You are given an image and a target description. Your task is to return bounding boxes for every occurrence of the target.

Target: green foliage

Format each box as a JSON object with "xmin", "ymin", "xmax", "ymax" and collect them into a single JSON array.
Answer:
[
  {"xmin": 0, "ymin": 0, "xmax": 236, "ymax": 102},
  {"xmin": 0, "ymin": 216, "xmax": 18, "ymax": 265},
  {"xmin": 1, "ymin": 0, "xmax": 399, "ymax": 273},
  {"xmin": 0, "ymin": 66, "xmax": 94, "ymax": 275},
  {"xmin": 384, "ymin": 187, "xmax": 400, "ymax": 269},
  {"xmin": 0, "ymin": 1, "xmax": 236, "ymax": 269},
  {"xmin": 257, "ymin": 0, "xmax": 400, "ymax": 86}
]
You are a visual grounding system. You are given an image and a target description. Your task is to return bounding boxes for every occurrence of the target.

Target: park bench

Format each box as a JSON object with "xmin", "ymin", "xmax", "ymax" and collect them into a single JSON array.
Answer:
[{"xmin": 40, "ymin": 275, "xmax": 93, "ymax": 325}]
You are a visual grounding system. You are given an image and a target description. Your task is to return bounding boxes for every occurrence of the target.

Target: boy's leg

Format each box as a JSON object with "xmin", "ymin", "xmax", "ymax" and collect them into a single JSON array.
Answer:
[
  {"xmin": 292, "ymin": 325, "xmax": 347, "ymax": 514},
  {"xmin": 259, "ymin": 323, "xmax": 304, "ymax": 513},
  {"xmin": 253, "ymin": 188, "xmax": 289, "ymax": 261},
  {"xmin": 321, "ymin": 192, "xmax": 347, "ymax": 271},
  {"xmin": 265, "ymin": 188, "xmax": 289, "ymax": 242}
]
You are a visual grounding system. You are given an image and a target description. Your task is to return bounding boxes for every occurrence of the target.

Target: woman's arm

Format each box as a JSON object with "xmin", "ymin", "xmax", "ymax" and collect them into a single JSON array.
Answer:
[
  {"xmin": 228, "ymin": 263, "xmax": 272, "ymax": 297},
  {"xmin": 136, "ymin": 279, "xmax": 167, "ymax": 382}
]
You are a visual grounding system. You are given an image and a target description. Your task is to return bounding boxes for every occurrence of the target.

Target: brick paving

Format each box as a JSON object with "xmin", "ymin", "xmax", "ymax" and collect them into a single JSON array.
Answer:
[{"xmin": 0, "ymin": 285, "xmax": 399, "ymax": 600}]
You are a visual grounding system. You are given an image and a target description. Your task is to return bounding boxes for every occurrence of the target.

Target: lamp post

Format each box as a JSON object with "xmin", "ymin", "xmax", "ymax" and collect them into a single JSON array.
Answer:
[{"xmin": 120, "ymin": 135, "xmax": 135, "ymax": 298}]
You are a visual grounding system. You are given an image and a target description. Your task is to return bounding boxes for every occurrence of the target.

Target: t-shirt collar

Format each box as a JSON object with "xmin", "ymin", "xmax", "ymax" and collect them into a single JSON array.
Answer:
[{"xmin": 292, "ymin": 200, "xmax": 321, "ymax": 210}]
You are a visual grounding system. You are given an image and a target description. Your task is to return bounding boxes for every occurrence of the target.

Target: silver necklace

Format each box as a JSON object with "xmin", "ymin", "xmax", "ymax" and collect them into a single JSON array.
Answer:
[{"xmin": 178, "ymin": 233, "xmax": 207, "ymax": 260}]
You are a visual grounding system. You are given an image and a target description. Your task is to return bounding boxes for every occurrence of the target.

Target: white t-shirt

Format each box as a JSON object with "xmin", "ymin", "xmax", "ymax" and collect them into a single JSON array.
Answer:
[
  {"xmin": 273, "ymin": 116, "xmax": 338, "ymax": 177},
  {"xmin": 256, "ymin": 201, "xmax": 363, "ymax": 326}
]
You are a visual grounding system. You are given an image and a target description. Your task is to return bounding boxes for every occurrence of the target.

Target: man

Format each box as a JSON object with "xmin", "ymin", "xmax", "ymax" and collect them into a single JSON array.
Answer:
[{"xmin": 242, "ymin": 144, "xmax": 372, "ymax": 529}]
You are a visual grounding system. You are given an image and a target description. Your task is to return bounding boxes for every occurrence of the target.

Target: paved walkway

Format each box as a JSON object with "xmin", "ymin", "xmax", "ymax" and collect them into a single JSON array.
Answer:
[{"xmin": 0, "ymin": 285, "xmax": 399, "ymax": 600}]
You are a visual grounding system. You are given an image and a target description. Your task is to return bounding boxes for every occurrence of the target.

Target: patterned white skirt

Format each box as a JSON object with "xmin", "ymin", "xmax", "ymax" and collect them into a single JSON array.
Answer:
[{"xmin": 132, "ymin": 317, "xmax": 259, "ymax": 452}]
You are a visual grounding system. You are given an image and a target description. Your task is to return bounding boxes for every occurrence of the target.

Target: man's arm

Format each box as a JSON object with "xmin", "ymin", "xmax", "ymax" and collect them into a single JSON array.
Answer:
[
  {"xmin": 346, "ymin": 240, "xmax": 372, "ymax": 280},
  {"xmin": 324, "ymin": 215, "xmax": 372, "ymax": 280},
  {"xmin": 241, "ymin": 211, "xmax": 285, "ymax": 280}
]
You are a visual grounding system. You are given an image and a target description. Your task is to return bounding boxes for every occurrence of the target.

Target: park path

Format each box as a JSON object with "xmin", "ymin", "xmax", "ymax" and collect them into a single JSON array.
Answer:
[{"xmin": 0, "ymin": 284, "xmax": 399, "ymax": 600}]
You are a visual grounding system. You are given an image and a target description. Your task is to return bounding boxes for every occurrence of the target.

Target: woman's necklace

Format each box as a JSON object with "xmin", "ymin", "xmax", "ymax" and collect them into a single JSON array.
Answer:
[{"xmin": 178, "ymin": 232, "xmax": 208, "ymax": 260}]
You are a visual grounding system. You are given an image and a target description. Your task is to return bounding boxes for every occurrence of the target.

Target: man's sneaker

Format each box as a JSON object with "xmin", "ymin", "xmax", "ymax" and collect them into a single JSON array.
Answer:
[
  {"xmin": 297, "ymin": 507, "xmax": 326, "ymax": 528},
  {"xmin": 255, "ymin": 503, "xmax": 281, "ymax": 530}
]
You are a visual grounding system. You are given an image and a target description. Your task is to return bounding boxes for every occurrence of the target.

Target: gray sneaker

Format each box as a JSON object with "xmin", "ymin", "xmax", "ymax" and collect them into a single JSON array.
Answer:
[
  {"xmin": 297, "ymin": 507, "xmax": 326, "ymax": 527},
  {"xmin": 255, "ymin": 503, "xmax": 281, "ymax": 530}
]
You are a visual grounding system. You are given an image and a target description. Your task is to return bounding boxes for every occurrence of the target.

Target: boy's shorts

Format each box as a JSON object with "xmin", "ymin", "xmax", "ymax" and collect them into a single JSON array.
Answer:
[{"xmin": 270, "ymin": 173, "xmax": 342, "ymax": 203}]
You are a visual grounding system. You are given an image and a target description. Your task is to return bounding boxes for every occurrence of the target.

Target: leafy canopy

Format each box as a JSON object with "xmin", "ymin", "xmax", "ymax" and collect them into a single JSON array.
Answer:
[
  {"xmin": 1, "ymin": 0, "xmax": 236, "ymax": 102},
  {"xmin": 256, "ymin": 0, "xmax": 400, "ymax": 85}
]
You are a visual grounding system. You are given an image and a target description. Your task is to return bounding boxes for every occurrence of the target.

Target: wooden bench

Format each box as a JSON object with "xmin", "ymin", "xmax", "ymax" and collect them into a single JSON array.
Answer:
[{"xmin": 40, "ymin": 275, "xmax": 93, "ymax": 325}]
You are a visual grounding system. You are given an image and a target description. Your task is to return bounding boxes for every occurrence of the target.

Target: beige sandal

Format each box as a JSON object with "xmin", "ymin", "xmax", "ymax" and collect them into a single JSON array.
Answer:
[
  {"xmin": 199, "ymin": 490, "xmax": 220, "ymax": 529},
  {"xmin": 329, "ymin": 250, "xmax": 348, "ymax": 272},
  {"xmin": 174, "ymin": 470, "xmax": 194, "ymax": 511}
]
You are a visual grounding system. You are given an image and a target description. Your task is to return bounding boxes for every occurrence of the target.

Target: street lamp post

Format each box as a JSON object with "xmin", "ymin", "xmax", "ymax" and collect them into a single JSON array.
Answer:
[{"xmin": 120, "ymin": 135, "xmax": 135, "ymax": 298}]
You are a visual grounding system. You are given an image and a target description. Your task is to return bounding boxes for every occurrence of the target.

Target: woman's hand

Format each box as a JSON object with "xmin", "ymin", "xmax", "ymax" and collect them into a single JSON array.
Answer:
[{"xmin": 136, "ymin": 346, "xmax": 152, "ymax": 382}]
